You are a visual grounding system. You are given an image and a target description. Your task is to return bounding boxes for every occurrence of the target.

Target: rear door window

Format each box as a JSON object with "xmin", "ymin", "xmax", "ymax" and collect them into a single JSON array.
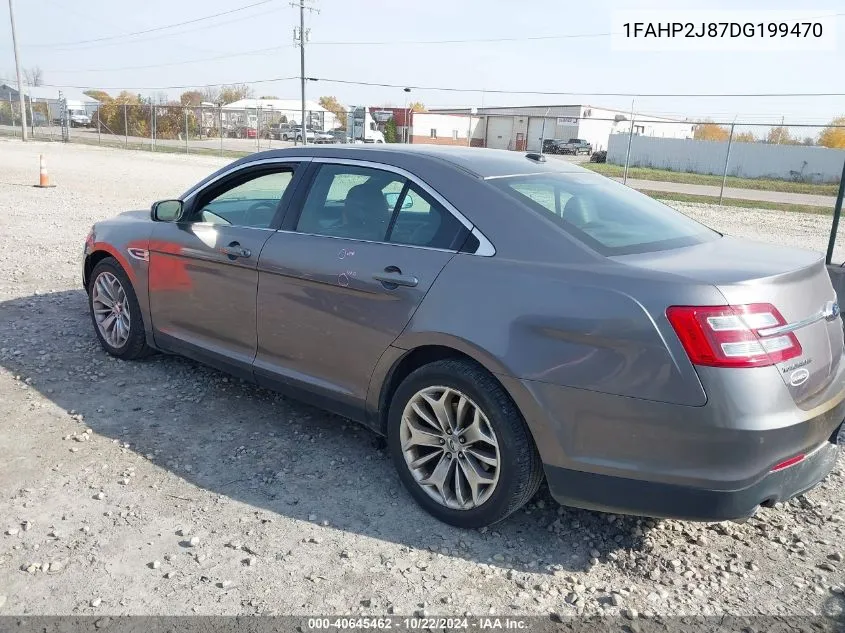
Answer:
[
  {"xmin": 295, "ymin": 164, "xmax": 405, "ymax": 242},
  {"xmin": 388, "ymin": 183, "xmax": 467, "ymax": 250},
  {"xmin": 492, "ymin": 172, "xmax": 719, "ymax": 255}
]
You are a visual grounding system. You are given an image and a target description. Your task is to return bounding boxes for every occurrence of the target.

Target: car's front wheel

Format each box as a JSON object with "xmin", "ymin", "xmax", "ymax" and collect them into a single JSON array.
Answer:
[
  {"xmin": 387, "ymin": 359, "xmax": 543, "ymax": 528},
  {"xmin": 88, "ymin": 257, "xmax": 153, "ymax": 360}
]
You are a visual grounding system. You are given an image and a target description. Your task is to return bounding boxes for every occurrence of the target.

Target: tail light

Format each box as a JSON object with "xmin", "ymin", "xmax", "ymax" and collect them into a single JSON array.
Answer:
[{"xmin": 666, "ymin": 303, "xmax": 801, "ymax": 368}]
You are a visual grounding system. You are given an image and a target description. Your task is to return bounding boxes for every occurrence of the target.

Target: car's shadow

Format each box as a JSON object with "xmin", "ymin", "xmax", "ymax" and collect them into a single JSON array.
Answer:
[{"xmin": 0, "ymin": 290, "xmax": 657, "ymax": 575}]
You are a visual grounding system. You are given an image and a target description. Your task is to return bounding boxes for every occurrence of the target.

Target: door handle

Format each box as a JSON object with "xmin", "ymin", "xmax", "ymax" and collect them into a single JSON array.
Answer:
[
  {"xmin": 221, "ymin": 243, "xmax": 251, "ymax": 259},
  {"xmin": 373, "ymin": 270, "xmax": 419, "ymax": 288}
]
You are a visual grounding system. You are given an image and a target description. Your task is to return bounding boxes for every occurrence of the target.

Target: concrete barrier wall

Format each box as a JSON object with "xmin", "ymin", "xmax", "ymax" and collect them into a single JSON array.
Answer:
[{"xmin": 607, "ymin": 133, "xmax": 845, "ymax": 183}]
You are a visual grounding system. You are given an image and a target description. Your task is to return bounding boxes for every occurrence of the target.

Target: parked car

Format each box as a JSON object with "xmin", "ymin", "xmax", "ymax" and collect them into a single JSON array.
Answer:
[
  {"xmin": 295, "ymin": 128, "xmax": 317, "ymax": 143},
  {"xmin": 328, "ymin": 129, "xmax": 349, "ymax": 143},
  {"xmin": 58, "ymin": 111, "xmax": 92, "ymax": 128},
  {"xmin": 313, "ymin": 130, "xmax": 335, "ymax": 144},
  {"xmin": 267, "ymin": 123, "xmax": 296, "ymax": 141},
  {"xmin": 236, "ymin": 126, "xmax": 258, "ymax": 139},
  {"xmin": 542, "ymin": 139, "xmax": 561, "ymax": 153},
  {"xmin": 557, "ymin": 138, "xmax": 593, "ymax": 155},
  {"xmin": 82, "ymin": 146, "xmax": 844, "ymax": 528},
  {"xmin": 590, "ymin": 150, "xmax": 607, "ymax": 163}
]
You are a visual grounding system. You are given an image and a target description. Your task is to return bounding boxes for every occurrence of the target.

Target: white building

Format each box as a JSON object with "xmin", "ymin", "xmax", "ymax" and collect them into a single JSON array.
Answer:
[
  {"xmin": 430, "ymin": 104, "xmax": 695, "ymax": 153},
  {"xmin": 221, "ymin": 98, "xmax": 339, "ymax": 131},
  {"xmin": 0, "ymin": 84, "xmax": 100, "ymax": 120},
  {"xmin": 406, "ymin": 112, "xmax": 485, "ymax": 146}
]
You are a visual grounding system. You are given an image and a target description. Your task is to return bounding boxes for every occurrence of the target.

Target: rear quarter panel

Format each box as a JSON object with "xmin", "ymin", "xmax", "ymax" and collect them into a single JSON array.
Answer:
[{"xmin": 395, "ymin": 254, "xmax": 725, "ymax": 407}]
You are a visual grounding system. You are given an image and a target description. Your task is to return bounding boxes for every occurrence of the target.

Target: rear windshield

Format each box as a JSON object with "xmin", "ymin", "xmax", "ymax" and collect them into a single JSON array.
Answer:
[{"xmin": 491, "ymin": 171, "xmax": 720, "ymax": 256}]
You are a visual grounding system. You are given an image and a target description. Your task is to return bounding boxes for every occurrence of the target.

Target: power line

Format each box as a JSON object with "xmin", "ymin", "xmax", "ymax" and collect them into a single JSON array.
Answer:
[
  {"xmin": 38, "ymin": 0, "xmax": 231, "ymax": 58},
  {"xmin": 304, "ymin": 77, "xmax": 845, "ymax": 98},
  {"xmin": 0, "ymin": 76, "xmax": 299, "ymax": 91},
  {"xmin": 38, "ymin": 6, "xmax": 285, "ymax": 52},
  {"xmin": 24, "ymin": 0, "xmax": 277, "ymax": 48},
  {"xmin": 309, "ymin": 32, "xmax": 611, "ymax": 46},
  {"xmin": 48, "ymin": 46, "xmax": 285, "ymax": 73},
  {"xmin": 6, "ymin": 74, "xmax": 845, "ymax": 100}
]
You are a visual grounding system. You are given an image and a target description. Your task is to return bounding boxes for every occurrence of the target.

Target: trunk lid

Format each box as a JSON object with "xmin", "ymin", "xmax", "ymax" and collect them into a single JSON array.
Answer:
[{"xmin": 614, "ymin": 236, "xmax": 844, "ymax": 405}]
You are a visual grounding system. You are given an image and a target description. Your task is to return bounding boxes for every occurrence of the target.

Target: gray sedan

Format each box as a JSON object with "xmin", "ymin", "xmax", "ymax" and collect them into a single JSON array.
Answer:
[{"xmin": 82, "ymin": 146, "xmax": 844, "ymax": 528}]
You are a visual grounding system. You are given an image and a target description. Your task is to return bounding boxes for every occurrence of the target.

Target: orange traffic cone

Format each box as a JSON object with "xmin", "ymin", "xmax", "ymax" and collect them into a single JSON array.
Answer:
[{"xmin": 34, "ymin": 154, "xmax": 55, "ymax": 188}]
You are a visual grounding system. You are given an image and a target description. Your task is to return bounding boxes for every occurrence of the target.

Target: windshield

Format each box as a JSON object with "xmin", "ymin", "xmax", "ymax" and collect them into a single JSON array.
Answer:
[{"xmin": 491, "ymin": 171, "xmax": 720, "ymax": 256}]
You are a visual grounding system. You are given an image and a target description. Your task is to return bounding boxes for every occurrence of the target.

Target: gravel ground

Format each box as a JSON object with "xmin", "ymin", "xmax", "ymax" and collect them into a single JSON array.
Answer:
[{"xmin": 0, "ymin": 140, "xmax": 843, "ymax": 619}]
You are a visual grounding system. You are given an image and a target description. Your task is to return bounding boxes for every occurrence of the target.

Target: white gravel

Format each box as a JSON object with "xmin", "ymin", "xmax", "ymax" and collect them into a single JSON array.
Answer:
[{"xmin": 0, "ymin": 139, "xmax": 843, "ymax": 618}]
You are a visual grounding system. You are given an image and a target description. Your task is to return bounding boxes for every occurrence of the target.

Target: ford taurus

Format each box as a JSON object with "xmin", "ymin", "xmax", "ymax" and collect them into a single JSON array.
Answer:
[{"xmin": 82, "ymin": 146, "xmax": 844, "ymax": 527}]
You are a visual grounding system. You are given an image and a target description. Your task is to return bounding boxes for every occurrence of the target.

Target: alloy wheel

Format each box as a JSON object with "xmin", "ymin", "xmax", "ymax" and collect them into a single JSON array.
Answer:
[
  {"xmin": 91, "ymin": 271, "xmax": 131, "ymax": 349},
  {"xmin": 399, "ymin": 386, "xmax": 501, "ymax": 510}
]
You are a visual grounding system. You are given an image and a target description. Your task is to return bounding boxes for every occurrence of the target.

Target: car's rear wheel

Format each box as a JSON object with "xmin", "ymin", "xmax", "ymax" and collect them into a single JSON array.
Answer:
[
  {"xmin": 387, "ymin": 359, "xmax": 543, "ymax": 528},
  {"xmin": 88, "ymin": 257, "xmax": 153, "ymax": 360}
]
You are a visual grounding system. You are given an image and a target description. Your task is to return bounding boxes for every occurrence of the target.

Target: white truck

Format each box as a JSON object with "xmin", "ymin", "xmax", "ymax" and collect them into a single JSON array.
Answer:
[
  {"xmin": 349, "ymin": 106, "xmax": 385, "ymax": 143},
  {"xmin": 50, "ymin": 99, "xmax": 92, "ymax": 127}
]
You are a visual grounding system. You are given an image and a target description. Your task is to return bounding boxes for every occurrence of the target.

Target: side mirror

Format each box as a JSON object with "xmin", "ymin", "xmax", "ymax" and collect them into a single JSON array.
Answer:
[
  {"xmin": 385, "ymin": 192, "xmax": 415, "ymax": 210},
  {"xmin": 151, "ymin": 199, "xmax": 183, "ymax": 222}
]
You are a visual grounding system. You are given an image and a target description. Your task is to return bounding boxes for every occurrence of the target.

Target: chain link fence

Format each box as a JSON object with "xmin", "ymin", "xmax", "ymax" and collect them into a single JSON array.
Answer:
[{"xmin": 0, "ymin": 102, "xmax": 340, "ymax": 157}]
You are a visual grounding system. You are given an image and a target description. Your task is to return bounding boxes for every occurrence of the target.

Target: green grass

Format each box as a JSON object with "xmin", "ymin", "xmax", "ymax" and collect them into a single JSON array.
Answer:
[
  {"xmin": 640, "ymin": 189, "xmax": 831, "ymax": 215},
  {"xmin": 583, "ymin": 162, "xmax": 838, "ymax": 196}
]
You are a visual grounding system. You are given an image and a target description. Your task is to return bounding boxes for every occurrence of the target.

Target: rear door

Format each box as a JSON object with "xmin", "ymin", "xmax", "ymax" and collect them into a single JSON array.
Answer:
[
  {"xmin": 254, "ymin": 159, "xmax": 472, "ymax": 416},
  {"xmin": 148, "ymin": 161, "xmax": 302, "ymax": 377}
]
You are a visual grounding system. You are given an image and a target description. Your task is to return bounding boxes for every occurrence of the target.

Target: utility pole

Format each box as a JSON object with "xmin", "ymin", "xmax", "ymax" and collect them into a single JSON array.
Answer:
[
  {"xmin": 291, "ymin": 0, "xmax": 318, "ymax": 145},
  {"xmin": 403, "ymin": 87, "xmax": 411, "ymax": 143},
  {"xmin": 623, "ymin": 99, "xmax": 635, "ymax": 185},
  {"xmin": 8, "ymin": 0, "xmax": 27, "ymax": 140}
]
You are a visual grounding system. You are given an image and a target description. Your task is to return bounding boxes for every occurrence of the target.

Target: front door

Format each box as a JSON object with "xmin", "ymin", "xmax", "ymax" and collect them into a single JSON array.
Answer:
[
  {"xmin": 254, "ymin": 161, "xmax": 471, "ymax": 416},
  {"xmin": 148, "ymin": 163, "xmax": 299, "ymax": 377}
]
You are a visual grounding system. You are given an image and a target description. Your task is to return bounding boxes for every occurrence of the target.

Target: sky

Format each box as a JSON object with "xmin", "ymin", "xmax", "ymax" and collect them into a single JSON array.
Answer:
[{"xmin": 2, "ymin": 0, "xmax": 844, "ymax": 132}]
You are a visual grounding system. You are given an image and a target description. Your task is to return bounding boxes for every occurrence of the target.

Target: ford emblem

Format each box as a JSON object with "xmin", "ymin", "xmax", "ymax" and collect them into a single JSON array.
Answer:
[{"xmin": 789, "ymin": 368, "xmax": 810, "ymax": 387}]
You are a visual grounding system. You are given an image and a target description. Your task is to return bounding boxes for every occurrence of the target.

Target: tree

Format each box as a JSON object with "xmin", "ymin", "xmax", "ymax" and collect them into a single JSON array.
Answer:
[
  {"xmin": 218, "ymin": 84, "xmax": 253, "ymax": 105},
  {"xmin": 318, "ymin": 95, "xmax": 347, "ymax": 128},
  {"xmin": 198, "ymin": 84, "xmax": 253, "ymax": 105},
  {"xmin": 93, "ymin": 91, "xmax": 149, "ymax": 136},
  {"xmin": 408, "ymin": 101, "xmax": 425, "ymax": 112},
  {"xmin": 200, "ymin": 87, "xmax": 221, "ymax": 103},
  {"xmin": 693, "ymin": 120, "xmax": 730, "ymax": 142},
  {"xmin": 23, "ymin": 66, "xmax": 43, "ymax": 86},
  {"xmin": 801, "ymin": 136, "xmax": 815, "ymax": 146},
  {"xmin": 734, "ymin": 131, "xmax": 756, "ymax": 143},
  {"xmin": 384, "ymin": 117, "xmax": 398, "ymax": 143},
  {"xmin": 766, "ymin": 126, "xmax": 796, "ymax": 145},
  {"xmin": 180, "ymin": 90, "xmax": 203, "ymax": 107},
  {"xmin": 819, "ymin": 116, "xmax": 845, "ymax": 149},
  {"xmin": 84, "ymin": 90, "xmax": 112, "ymax": 104}
]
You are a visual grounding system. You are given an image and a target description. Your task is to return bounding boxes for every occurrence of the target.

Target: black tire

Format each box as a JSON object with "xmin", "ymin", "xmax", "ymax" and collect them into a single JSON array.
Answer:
[
  {"xmin": 87, "ymin": 257, "xmax": 154, "ymax": 360},
  {"xmin": 387, "ymin": 359, "xmax": 544, "ymax": 528}
]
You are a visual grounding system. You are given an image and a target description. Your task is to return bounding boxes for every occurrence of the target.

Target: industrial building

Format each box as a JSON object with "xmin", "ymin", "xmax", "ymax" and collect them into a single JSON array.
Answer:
[{"xmin": 426, "ymin": 104, "xmax": 695, "ymax": 152}]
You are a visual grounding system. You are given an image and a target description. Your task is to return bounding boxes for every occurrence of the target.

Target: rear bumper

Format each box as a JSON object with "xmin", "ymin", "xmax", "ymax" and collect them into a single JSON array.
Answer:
[
  {"xmin": 502, "ymin": 372, "xmax": 845, "ymax": 521},
  {"xmin": 545, "ymin": 429, "xmax": 840, "ymax": 521}
]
